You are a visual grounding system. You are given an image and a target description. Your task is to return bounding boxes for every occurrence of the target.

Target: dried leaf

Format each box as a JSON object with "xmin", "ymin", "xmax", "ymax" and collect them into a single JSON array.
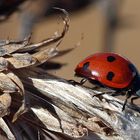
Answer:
[
  {"xmin": 16, "ymin": 68, "xmax": 140, "ymax": 140},
  {"xmin": 0, "ymin": 93, "xmax": 11, "ymax": 118},
  {"xmin": 32, "ymin": 107, "xmax": 86, "ymax": 137},
  {"xmin": 7, "ymin": 53, "xmax": 36, "ymax": 69},
  {"xmin": 0, "ymin": 118, "xmax": 15, "ymax": 140},
  {"xmin": 32, "ymin": 48, "xmax": 58, "ymax": 65},
  {"xmin": 0, "ymin": 37, "xmax": 30, "ymax": 56},
  {"xmin": 0, "ymin": 72, "xmax": 19, "ymax": 93},
  {"xmin": 52, "ymin": 48, "xmax": 75, "ymax": 58},
  {"xmin": 6, "ymin": 71, "xmax": 26, "ymax": 122},
  {"xmin": 0, "ymin": 57, "xmax": 8, "ymax": 71},
  {"xmin": 6, "ymin": 72, "xmax": 24, "ymax": 95},
  {"xmin": 16, "ymin": 8, "xmax": 69, "ymax": 53}
]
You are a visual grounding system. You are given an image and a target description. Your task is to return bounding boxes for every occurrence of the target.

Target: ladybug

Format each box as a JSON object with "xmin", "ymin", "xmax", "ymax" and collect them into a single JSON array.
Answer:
[{"xmin": 74, "ymin": 52, "xmax": 140, "ymax": 110}]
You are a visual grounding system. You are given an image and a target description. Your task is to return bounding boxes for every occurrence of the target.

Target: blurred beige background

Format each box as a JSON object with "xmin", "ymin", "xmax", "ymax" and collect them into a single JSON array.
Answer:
[{"xmin": 0, "ymin": 0, "xmax": 140, "ymax": 82}]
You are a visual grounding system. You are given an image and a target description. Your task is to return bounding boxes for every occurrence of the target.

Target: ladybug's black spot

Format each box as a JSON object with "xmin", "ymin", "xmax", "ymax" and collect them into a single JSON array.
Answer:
[
  {"xmin": 82, "ymin": 62, "xmax": 90, "ymax": 71},
  {"xmin": 106, "ymin": 72, "xmax": 115, "ymax": 81},
  {"xmin": 107, "ymin": 56, "xmax": 116, "ymax": 62}
]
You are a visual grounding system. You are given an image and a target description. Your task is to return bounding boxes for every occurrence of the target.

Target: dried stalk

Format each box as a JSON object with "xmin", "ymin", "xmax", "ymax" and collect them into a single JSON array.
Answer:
[
  {"xmin": 0, "ymin": 7, "xmax": 140, "ymax": 140},
  {"xmin": 13, "ymin": 68, "xmax": 140, "ymax": 140}
]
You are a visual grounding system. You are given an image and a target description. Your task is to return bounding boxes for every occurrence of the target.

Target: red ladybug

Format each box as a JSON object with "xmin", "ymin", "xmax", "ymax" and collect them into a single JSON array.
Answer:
[{"xmin": 74, "ymin": 53, "xmax": 140, "ymax": 110}]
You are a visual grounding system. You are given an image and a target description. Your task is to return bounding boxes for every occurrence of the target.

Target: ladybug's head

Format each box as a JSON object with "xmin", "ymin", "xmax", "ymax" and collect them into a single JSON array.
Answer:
[{"xmin": 131, "ymin": 74, "xmax": 140, "ymax": 96}]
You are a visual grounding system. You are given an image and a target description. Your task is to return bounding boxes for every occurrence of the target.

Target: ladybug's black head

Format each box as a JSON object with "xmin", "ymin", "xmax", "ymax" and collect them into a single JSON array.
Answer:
[{"xmin": 131, "ymin": 74, "xmax": 140, "ymax": 97}]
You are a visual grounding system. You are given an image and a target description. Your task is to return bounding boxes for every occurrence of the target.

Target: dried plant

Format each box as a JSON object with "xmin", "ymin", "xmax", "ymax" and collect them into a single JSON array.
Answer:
[{"xmin": 0, "ymin": 8, "xmax": 140, "ymax": 140}]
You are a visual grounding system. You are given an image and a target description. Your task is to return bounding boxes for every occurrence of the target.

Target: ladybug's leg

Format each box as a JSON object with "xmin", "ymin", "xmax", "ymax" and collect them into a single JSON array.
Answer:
[
  {"xmin": 92, "ymin": 91, "xmax": 114, "ymax": 98},
  {"xmin": 92, "ymin": 92, "xmax": 105, "ymax": 97},
  {"xmin": 80, "ymin": 78, "xmax": 87, "ymax": 85},
  {"xmin": 68, "ymin": 78, "xmax": 87, "ymax": 86},
  {"xmin": 109, "ymin": 91, "xmax": 120, "ymax": 96},
  {"xmin": 131, "ymin": 97, "xmax": 139, "ymax": 104},
  {"xmin": 68, "ymin": 80, "xmax": 79, "ymax": 86},
  {"xmin": 92, "ymin": 86, "xmax": 102, "ymax": 90},
  {"xmin": 122, "ymin": 91, "xmax": 131, "ymax": 111}
]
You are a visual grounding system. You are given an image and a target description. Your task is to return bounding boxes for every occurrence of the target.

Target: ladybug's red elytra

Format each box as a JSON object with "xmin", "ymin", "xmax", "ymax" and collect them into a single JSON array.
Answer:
[{"xmin": 74, "ymin": 52, "xmax": 140, "ymax": 110}]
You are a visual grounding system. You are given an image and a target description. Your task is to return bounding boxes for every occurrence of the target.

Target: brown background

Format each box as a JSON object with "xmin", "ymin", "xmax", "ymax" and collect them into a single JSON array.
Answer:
[{"xmin": 0, "ymin": 1, "xmax": 140, "ymax": 103}]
